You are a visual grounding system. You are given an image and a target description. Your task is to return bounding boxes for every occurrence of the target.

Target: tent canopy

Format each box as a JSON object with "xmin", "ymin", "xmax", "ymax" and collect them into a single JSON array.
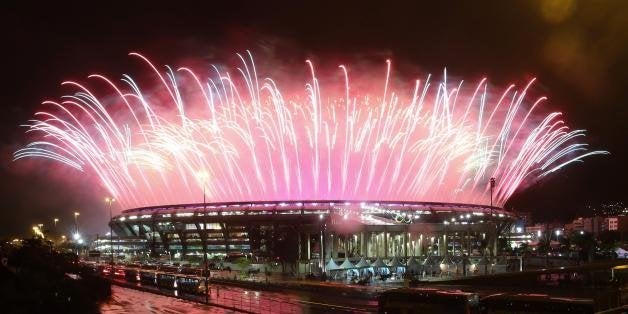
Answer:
[
  {"xmin": 355, "ymin": 257, "xmax": 371, "ymax": 268},
  {"xmin": 325, "ymin": 258, "xmax": 339, "ymax": 271},
  {"xmin": 440, "ymin": 256, "xmax": 455, "ymax": 267},
  {"xmin": 407, "ymin": 256, "xmax": 421, "ymax": 272},
  {"xmin": 406, "ymin": 256, "xmax": 420, "ymax": 267},
  {"xmin": 371, "ymin": 257, "xmax": 387, "ymax": 268},
  {"xmin": 338, "ymin": 258, "xmax": 356, "ymax": 270},
  {"xmin": 388, "ymin": 256, "xmax": 404, "ymax": 268},
  {"xmin": 423, "ymin": 256, "xmax": 436, "ymax": 265}
]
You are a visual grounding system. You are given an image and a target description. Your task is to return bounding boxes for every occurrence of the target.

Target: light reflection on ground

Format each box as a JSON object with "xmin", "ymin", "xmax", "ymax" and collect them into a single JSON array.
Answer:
[{"xmin": 100, "ymin": 286, "xmax": 236, "ymax": 314}]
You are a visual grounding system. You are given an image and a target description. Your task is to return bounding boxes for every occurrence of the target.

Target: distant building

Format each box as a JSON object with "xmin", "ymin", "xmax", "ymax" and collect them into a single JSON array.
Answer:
[
  {"xmin": 90, "ymin": 236, "xmax": 148, "ymax": 261},
  {"xmin": 605, "ymin": 217, "xmax": 618, "ymax": 231},
  {"xmin": 619, "ymin": 216, "xmax": 628, "ymax": 232},
  {"xmin": 525, "ymin": 223, "xmax": 563, "ymax": 240},
  {"xmin": 564, "ymin": 217, "xmax": 604, "ymax": 236},
  {"xmin": 525, "ymin": 224, "xmax": 544, "ymax": 239}
]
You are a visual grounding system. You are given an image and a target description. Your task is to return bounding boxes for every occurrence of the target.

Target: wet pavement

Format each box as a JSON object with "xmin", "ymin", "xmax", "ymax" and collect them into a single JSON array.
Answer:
[
  {"xmin": 101, "ymin": 285, "xmax": 233, "ymax": 314},
  {"xmin": 101, "ymin": 279, "xmax": 378, "ymax": 313}
]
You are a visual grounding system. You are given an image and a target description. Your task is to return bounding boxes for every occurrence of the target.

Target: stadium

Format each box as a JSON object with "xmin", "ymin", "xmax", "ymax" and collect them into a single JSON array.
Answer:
[
  {"xmin": 108, "ymin": 200, "xmax": 514, "ymax": 273},
  {"xmin": 14, "ymin": 53, "xmax": 604, "ymax": 275}
]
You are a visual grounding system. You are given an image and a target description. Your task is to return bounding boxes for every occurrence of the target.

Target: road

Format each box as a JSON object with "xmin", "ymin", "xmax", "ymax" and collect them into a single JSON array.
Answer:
[
  {"xmin": 102, "ymin": 278, "xmax": 378, "ymax": 313},
  {"xmin": 101, "ymin": 285, "xmax": 231, "ymax": 314}
]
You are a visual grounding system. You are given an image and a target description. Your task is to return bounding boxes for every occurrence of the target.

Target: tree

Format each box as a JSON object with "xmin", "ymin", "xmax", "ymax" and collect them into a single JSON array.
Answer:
[
  {"xmin": 537, "ymin": 238, "xmax": 550, "ymax": 254},
  {"xmin": 569, "ymin": 232, "xmax": 596, "ymax": 262},
  {"xmin": 274, "ymin": 227, "xmax": 299, "ymax": 273}
]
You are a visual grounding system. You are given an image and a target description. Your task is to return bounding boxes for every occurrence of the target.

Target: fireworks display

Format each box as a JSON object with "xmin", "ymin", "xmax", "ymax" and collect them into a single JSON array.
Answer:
[{"xmin": 13, "ymin": 52, "xmax": 607, "ymax": 209}]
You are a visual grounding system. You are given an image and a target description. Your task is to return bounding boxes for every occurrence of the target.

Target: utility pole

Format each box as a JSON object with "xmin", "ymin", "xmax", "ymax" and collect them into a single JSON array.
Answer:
[
  {"xmin": 489, "ymin": 177, "xmax": 496, "ymax": 215},
  {"xmin": 74, "ymin": 211, "xmax": 80, "ymax": 236},
  {"xmin": 197, "ymin": 171, "xmax": 210, "ymax": 304},
  {"xmin": 489, "ymin": 177, "xmax": 496, "ymax": 264},
  {"xmin": 106, "ymin": 197, "xmax": 115, "ymax": 271}
]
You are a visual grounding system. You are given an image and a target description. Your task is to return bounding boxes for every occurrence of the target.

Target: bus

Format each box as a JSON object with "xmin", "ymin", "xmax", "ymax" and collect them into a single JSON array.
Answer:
[
  {"xmin": 157, "ymin": 273, "xmax": 176, "ymax": 289},
  {"xmin": 139, "ymin": 271, "xmax": 157, "ymax": 286},
  {"xmin": 176, "ymin": 276, "xmax": 205, "ymax": 295}
]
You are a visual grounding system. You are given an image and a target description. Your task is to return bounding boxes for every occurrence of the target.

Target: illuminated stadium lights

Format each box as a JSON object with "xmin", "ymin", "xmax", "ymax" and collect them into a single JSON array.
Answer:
[
  {"xmin": 175, "ymin": 212, "xmax": 194, "ymax": 217},
  {"xmin": 109, "ymin": 200, "xmax": 512, "ymax": 261}
]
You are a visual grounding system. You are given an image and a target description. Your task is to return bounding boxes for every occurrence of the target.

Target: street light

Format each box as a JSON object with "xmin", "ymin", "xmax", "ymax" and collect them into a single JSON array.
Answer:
[
  {"xmin": 554, "ymin": 229, "xmax": 561, "ymax": 242},
  {"xmin": 74, "ymin": 211, "xmax": 80, "ymax": 236},
  {"xmin": 53, "ymin": 218, "xmax": 59, "ymax": 228},
  {"xmin": 195, "ymin": 170, "xmax": 210, "ymax": 304},
  {"xmin": 196, "ymin": 171, "xmax": 209, "ymax": 209},
  {"xmin": 105, "ymin": 197, "xmax": 115, "ymax": 269},
  {"xmin": 37, "ymin": 224, "xmax": 45, "ymax": 238},
  {"xmin": 489, "ymin": 177, "xmax": 496, "ymax": 215}
]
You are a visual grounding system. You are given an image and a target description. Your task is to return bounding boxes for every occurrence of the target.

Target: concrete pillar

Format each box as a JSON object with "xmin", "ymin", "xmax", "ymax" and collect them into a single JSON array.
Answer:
[
  {"xmin": 404, "ymin": 231, "xmax": 408, "ymax": 259},
  {"xmin": 384, "ymin": 231, "xmax": 388, "ymax": 258},
  {"xmin": 373, "ymin": 232, "xmax": 378, "ymax": 257},
  {"xmin": 320, "ymin": 231, "xmax": 325, "ymax": 270},
  {"xmin": 370, "ymin": 233, "xmax": 375, "ymax": 257},
  {"xmin": 298, "ymin": 232, "xmax": 302, "ymax": 260},
  {"xmin": 491, "ymin": 233, "xmax": 498, "ymax": 258},
  {"xmin": 360, "ymin": 232, "xmax": 366, "ymax": 257},
  {"xmin": 440, "ymin": 233, "xmax": 448, "ymax": 256},
  {"xmin": 331, "ymin": 233, "xmax": 338, "ymax": 259},
  {"xmin": 306, "ymin": 232, "xmax": 311, "ymax": 260},
  {"xmin": 323, "ymin": 231, "xmax": 331, "ymax": 260}
]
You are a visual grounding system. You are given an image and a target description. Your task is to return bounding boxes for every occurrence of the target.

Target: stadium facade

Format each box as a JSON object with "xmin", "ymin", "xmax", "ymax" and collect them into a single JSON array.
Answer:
[{"xmin": 109, "ymin": 200, "xmax": 514, "ymax": 270}]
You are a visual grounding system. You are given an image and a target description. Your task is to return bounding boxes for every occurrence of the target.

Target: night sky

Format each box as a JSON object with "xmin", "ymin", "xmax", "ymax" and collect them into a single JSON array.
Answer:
[{"xmin": 1, "ymin": 1, "xmax": 627, "ymax": 238}]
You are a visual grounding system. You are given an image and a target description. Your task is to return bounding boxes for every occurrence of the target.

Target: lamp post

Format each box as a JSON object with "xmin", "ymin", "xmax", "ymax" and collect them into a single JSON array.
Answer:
[
  {"xmin": 554, "ymin": 229, "xmax": 561, "ymax": 242},
  {"xmin": 196, "ymin": 170, "xmax": 210, "ymax": 304},
  {"xmin": 53, "ymin": 218, "xmax": 59, "ymax": 228},
  {"xmin": 489, "ymin": 177, "xmax": 496, "ymax": 216},
  {"xmin": 74, "ymin": 211, "xmax": 80, "ymax": 237},
  {"xmin": 106, "ymin": 197, "xmax": 115, "ymax": 269},
  {"xmin": 197, "ymin": 171, "xmax": 209, "ymax": 209},
  {"xmin": 488, "ymin": 177, "xmax": 496, "ymax": 263}
]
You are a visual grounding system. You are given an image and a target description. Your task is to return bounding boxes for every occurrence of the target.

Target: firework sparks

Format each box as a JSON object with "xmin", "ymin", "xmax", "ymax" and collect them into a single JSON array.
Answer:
[{"xmin": 13, "ymin": 51, "xmax": 608, "ymax": 208}]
